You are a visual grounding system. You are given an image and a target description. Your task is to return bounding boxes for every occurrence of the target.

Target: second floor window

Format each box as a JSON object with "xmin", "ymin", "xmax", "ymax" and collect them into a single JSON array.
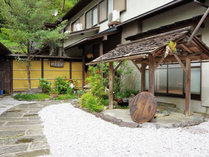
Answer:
[
  {"xmin": 99, "ymin": 0, "xmax": 108, "ymax": 23},
  {"xmin": 93, "ymin": 7, "xmax": 98, "ymax": 26},
  {"xmin": 72, "ymin": 18, "xmax": 80, "ymax": 31},
  {"xmin": 86, "ymin": 10, "xmax": 92, "ymax": 29}
]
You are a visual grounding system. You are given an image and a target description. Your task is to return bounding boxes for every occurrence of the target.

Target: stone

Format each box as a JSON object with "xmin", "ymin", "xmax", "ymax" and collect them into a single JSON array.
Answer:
[
  {"xmin": 6, "ymin": 121, "xmax": 41, "ymax": 126},
  {"xmin": 26, "ymin": 129, "xmax": 44, "ymax": 136},
  {"xmin": 1, "ymin": 112, "xmax": 23, "ymax": 118},
  {"xmin": 162, "ymin": 110, "xmax": 170, "ymax": 116},
  {"xmin": 0, "ymin": 121, "xmax": 6, "ymax": 126},
  {"xmin": 0, "ymin": 131, "xmax": 25, "ymax": 138},
  {"xmin": 29, "ymin": 140, "xmax": 49, "ymax": 150},
  {"xmin": 119, "ymin": 121, "xmax": 139, "ymax": 128},
  {"xmin": 0, "ymin": 144, "xmax": 28, "ymax": 155},
  {"xmin": 15, "ymin": 149, "xmax": 50, "ymax": 157}
]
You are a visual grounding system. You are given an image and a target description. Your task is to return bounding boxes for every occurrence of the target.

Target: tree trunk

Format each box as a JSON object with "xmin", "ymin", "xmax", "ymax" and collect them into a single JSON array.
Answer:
[
  {"xmin": 26, "ymin": 41, "xmax": 32, "ymax": 91},
  {"xmin": 62, "ymin": 0, "xmax": 65, "ymax": 11},
  {"xmin": 26, "ymin": 54, "xmax": 31, "ymax": 91}
]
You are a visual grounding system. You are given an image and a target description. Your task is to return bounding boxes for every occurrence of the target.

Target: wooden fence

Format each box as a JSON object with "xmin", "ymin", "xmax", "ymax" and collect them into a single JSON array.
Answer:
[{"xmin": 13, "ymin": 60, "xmax": 84, "ymax": 91}]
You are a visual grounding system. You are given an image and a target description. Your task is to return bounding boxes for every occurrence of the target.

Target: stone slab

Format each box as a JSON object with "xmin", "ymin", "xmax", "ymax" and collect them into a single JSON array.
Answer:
[
  {"xmin": 6, "ymin": 121, "xmax": 41, "ymax": 126},
  {"xmin": 15, "ymin": 149, "xmax": 50, "ymax": 157},
  {"xmin": 0, "ymin": 144, "xmax": 28, "ymax": 155},
  {"xmin": 0, "ymin": 131, "xmax": 25, "ymax": 138}
]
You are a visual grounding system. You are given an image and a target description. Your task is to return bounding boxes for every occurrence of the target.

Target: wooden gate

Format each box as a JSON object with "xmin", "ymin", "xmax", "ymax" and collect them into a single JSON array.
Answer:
[{"xmin": 0, "ymin": 60, "xmax": 12, "ymax": 94}]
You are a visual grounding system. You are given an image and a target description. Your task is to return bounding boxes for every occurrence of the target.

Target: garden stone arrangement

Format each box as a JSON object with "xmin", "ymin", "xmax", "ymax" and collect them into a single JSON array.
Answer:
[{"xmin": 0, "ymin": 96, "xmax": 209, "ymax": 156}]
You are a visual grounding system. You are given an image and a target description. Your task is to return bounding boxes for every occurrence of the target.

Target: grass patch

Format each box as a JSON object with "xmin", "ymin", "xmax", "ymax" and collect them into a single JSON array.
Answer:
[
  {"xmin": 55, "ymin": 94, "xmax": 77, "ymax": 100},
  {"xmin": 14, "ymin": 94, "xmax": 50, "ymax": 101}
]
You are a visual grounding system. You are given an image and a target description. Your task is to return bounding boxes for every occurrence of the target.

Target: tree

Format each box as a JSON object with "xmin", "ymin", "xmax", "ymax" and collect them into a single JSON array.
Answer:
[
  {"xmin": 0, "ymin": 0, "xmax": 67, "ymax": 90},
  {"xmin": 48, "ymin": 0, "xmax": 77, "ymax": 19}
]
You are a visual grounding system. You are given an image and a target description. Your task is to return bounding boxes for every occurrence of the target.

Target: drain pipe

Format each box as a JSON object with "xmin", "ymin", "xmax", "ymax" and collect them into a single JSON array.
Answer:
[{"xmin": 187, "ymin": 0, "xmax": 209, "ymax": 44}]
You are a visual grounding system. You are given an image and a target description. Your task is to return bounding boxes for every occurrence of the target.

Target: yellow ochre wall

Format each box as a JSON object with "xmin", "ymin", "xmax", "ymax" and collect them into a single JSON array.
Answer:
[{"xmin": 13, "ymin": 60, "xmax": 83, "ymax": 91}]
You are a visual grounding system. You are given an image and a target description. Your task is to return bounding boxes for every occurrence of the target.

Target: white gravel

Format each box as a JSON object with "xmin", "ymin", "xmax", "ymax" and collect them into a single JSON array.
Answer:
[
  {"xmin": 0, "ymin": 96, "xmax": 35, "ymax": 115},
  {"xmin": 39, "ymin": 103, "xmax": 209, "ymax": 157}
]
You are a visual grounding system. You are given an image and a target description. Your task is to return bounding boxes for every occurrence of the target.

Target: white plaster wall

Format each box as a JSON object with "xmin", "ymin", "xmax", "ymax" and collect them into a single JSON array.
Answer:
[
  {"xmin": 143, "ymin": 3, "xmax": 207, "ymax": 31},
  {"xmin": 121, "ymin": 21, "xmax": 139, "ymax": 44},
  {"xmin": 68, "ymin": 0, "xmax": 175, "ymax": 33},
  {"xmin": 121, "ymin": 0, "xmax": 173, "ymax": 22}
]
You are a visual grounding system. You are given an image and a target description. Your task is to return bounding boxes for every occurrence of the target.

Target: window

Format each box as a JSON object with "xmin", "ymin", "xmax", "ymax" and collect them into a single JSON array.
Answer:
[
  {"xmin": 108, "ymin": 0, "xmax": 114, "ymax": 14},
  {"xmin": 114, "ymin": 0, "xmax": 126, "ymax": 12},
  {"xmin": 86, "ymin": 10, "xmax": 92, "ymax": 29},
  {"xmin": 72, "ymin": 18, "xmax": 80, "ymax": 31},
  {"xmin": 168, "ymin": 64, "xmax": 183, "ymax": 95},
  {"xmin": 92, "ymin": 7, "xmax": 98, "ymax": 26},
  {"xmin": 155, "ymin": 65, "xmax": 167, "ymax": 93},
  {"xmin": 146, "ymin": 63, "xmax": 201, "ymax": 100},
  {"xmin": 99, "ymin": 0, "xmax": 108, "ymax": 23}
]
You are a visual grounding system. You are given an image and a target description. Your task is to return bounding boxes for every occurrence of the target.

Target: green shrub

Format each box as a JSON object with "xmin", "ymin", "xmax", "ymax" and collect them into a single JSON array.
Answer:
[
  {"xmin": 54, "ymin": 77, "xmax": 69, "ymax": 94},
  {"xmin": 67, "ymin": 87, "xmax": 73, "ymax": 95},
  {"xmin": 39, "ymin": 78, "xmax": 51, "ymax": 93},
  {"xmin": 101, "ymin": 98, "xmax": 109, "ymax": 106},
  {"xmin": 55, "ymin": 94, "xmax": 77, "ymax": 100},
  {"xmin": 14, "ymin": 94, "xmax": 50, "ymax": 100},
  {"xmin": 80, "ymin": 92, "xmax": 104, "ymax": 112}
]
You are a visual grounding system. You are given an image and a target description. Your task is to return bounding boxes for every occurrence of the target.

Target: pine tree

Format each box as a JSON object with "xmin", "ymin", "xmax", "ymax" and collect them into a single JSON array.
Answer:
[{"xmin": 0, "ymin": 0, "xmax": 67, "ymax": 90}]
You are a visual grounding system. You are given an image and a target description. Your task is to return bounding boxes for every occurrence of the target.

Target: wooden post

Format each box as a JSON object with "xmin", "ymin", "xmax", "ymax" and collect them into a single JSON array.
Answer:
[
  {"xmin": 41, "ymin": 59, "xmax": 44, "ymax": 78},
  {"xmin": 82, "ymin": 48, "xmax": 85, "ymax": 90},
  {"xmin": 109, "ymin": 62, "xmax": 114, "ymax": 109},
  {"xmin": 141, "ymin": 63, "xmax": 146, "ymax": 92},
  {"xmin": 149, "ymin": 55, "xmax": 155, "ymax": 94},
  {"xmin": 99, "ymin": 42, "xmax": 104, "ymax": 76},
  {"xmin": 185, "ymin": 58, "xmax": 191, "ymax": 116}
]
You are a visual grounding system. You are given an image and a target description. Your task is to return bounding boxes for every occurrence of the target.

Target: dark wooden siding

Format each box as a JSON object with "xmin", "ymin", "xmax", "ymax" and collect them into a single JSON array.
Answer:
[{"xmin": 0, "ymin": 60, "xmax": 12, "ymax": 94}]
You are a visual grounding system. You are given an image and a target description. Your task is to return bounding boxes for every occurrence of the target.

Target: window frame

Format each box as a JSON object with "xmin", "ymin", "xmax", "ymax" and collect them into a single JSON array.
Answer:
[
  {"xmin": 98, "ymin": 0, "xmax": 108, "ymax": 24},
  {"xmin": 113, "ymin": 0, "xmax": 127, "ymax": 13},
  {"xmin": 71, "ymin": 18, "xmax": 80, "ymax": 32},
  {"xmin": 92, "ymin": 6, "xmax": 98, "ymax": 27},
  {"xmin": 85, "ymin": 9, "xmax": 93, "ymax": 29},
  {"xmin": 145, "ymin": 63, "xmax": 201, "ymax": 100}
]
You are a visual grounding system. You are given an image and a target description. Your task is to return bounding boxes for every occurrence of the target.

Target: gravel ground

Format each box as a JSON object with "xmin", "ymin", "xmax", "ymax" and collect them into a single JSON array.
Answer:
[
  {"xmin": 0, "ymin": 96, "xmax": 35, "ymax": 115},
  {"xmin": 39, "ymin": 103, "xmax": 209, "ymax": 157}
]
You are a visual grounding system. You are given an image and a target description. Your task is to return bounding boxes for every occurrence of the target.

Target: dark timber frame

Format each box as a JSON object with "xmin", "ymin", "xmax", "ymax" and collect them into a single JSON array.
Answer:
[{"xmin": 87, "ymin": 27, "xmax": 209, "ymax": 116}]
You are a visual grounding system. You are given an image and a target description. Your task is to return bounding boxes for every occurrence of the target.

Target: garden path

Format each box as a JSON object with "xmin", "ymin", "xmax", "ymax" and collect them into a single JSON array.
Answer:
[{"xmin": 0, "ymin": 96, "xmax": 71, "ymax": 157}]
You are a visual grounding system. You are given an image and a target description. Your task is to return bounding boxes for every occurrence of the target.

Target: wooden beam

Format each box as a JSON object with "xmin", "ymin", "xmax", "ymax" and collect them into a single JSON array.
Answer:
[
  {"xmin": 149, "ymin": 55, "xmax": 155, "ymax": 94},
  {"xmin": 99, "ymin": 42, "xmax": 104, "ymax": 77},
  {"xmin": 109, "ymin": 62, "xmax": 114, "ymax": 109},
  {"xmin": 141, "ymin": 63, "xmax": 146, "ymax": 92},
  {"xmin": 113, "ymin": 61, "xmax": 123, "ymax": 74},
  {"xmin": 185, "ymin": 58, "xmax": 191, "ymax": 116},
  {"xmin": 70, "ymin": 61, "xmax": 72, "ymax": 79},
  {"xmin": 132, "ymin": 60, "xmax": 142, "ymax": 73},
  {"xmin": 41, "ymin": 59, "xmax": 44, "ymax": 78},
  {"xmin": 173, "ymin": 53, "xmax": 186, "ymax": 72},
  {"xmin": 86, "ymin": 54, "xmax": 149, "ymax": 65},
  {"xmin": 180, "ymin": 44, "xmax": 193, "ymax": 53},
  {"xmin": 188, "ymin": 7, "xmax": 209, "ymax": 44}
]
